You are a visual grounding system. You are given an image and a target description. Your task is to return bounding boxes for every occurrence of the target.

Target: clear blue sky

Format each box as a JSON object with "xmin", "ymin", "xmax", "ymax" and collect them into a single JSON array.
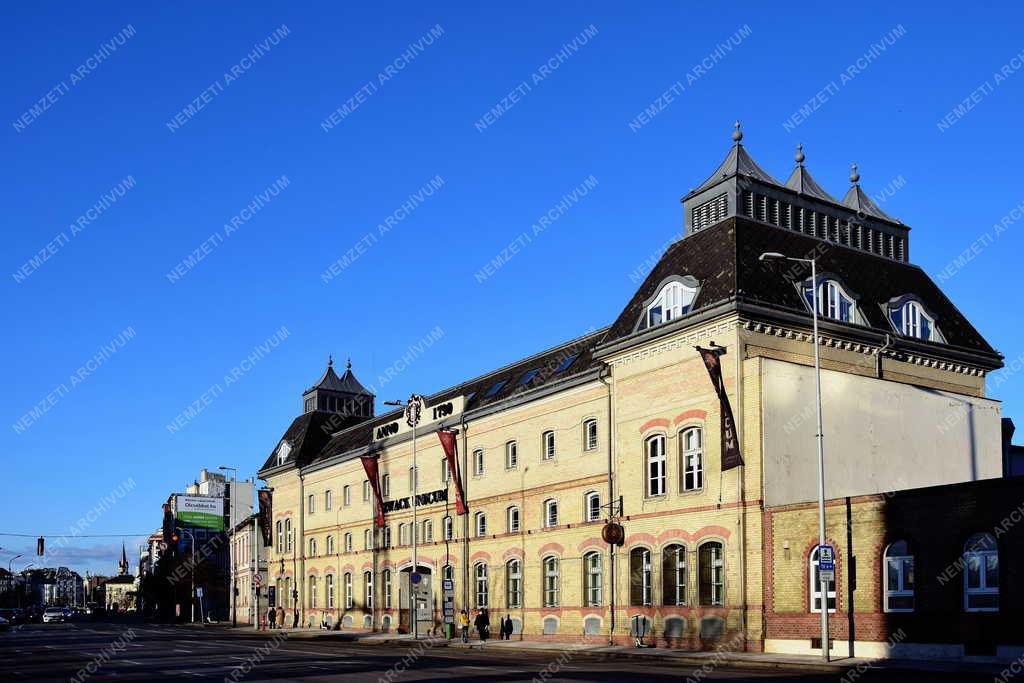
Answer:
[{"xmin": 3, "ymin": 2, "xmax": 1022, "ymax": 576}]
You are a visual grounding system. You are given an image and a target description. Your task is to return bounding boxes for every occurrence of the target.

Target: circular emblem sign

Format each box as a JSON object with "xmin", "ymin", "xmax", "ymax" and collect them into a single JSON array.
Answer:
[
  {"xmin": 601, "ymin": 522, "xmax": 625, "ymax": 546},
  {"xmin": 410, "ymin": 572, "xmax": 422, "ymax": 585}
]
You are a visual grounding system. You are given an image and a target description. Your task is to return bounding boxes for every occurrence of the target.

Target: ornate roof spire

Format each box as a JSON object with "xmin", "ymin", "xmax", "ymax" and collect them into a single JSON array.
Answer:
[
  {"xmin": 731, "ymin": 120, "xmax": 743, "ymax": 144},
  {"xmin": 795, "ymin": 143, "xmax": 805, "ymax": 165},
  {"xmin": 346, "ymin": 357, "xmax": 352, "ymax": 370},
  {"xmin": 327, "ymin": 354, "xmax": 333, "ymax": 368},
  {"xmin": 850, "ymin": 163, "xmax": 860, "ymax": 185}
]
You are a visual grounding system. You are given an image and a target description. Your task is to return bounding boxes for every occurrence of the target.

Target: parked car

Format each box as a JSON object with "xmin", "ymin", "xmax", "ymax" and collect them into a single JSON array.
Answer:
[
  {"xmin": 0, "ymin": 609, "xmax": 24, "ymax": 625},
  {"xmin": 42, "ymin": 607, "xmax": 66, "ymax": 623}
]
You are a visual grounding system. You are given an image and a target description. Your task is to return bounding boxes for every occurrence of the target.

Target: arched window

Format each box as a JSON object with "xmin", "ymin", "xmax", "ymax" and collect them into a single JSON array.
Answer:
[
  {"xmin": 699, "ymin": 541, "xmax": 725, "ymax": 606},
  {"xmin": 646, "ymin": 278, "xmax": 699, "ymax": 327},
  {"xmin": 809, "ymin": 545, "xmax": 836, "ymax": 613},
  {"xmin": 276, "ymin": 521, "xmax": 283, "ymax": 552},
  {"xmin": 584, "ymin": 491, "xmax": 601, "ymax": 522},
  {"xmin": 326, "ymin": 534, "xmax": 334, "ymax": 555},
  {"xmin": 889, "ymin": 298, "xmax": 941, "ymax": 341},
  {"xmin": 646, "ymin": 435, "xmax": 667, "ymax": 496},
  {"xmin": 803, "ymin": 279, "xmax": 857, "ymax": 323},
  {"xmin": 964, "ymin": 533, "xmax": 998, "ymax": 611},
  {"xmin": 309, "ymin": 538, "xmax": 317, "ymax": 557},
  {"xmin": 475, "ymin": 512, "xmax": 487, "ymax": 537},
  {"xmin": 381, "ymin": 525, "xmax": 391, "ymax": 548},
  {"xmin": 544, "ymin": 499, "xmax": 558, "ymax": 527},
  {"xmin": 343, "ymin": 484, "xmax": 351, "ymax": 506},
  {"xmin": 325, "ymin": 489, "xmax": 333, "ymax": 511},
  {"xmin": 443, "ymin": 516, "xmax": 454, "ymax": 541},
  {"xmin": 506, "ymin": 559, "xmax": 522, "ymax": 608},
  {"xmin": 364, "ymin": 571, "xmax": 373, "ymax": 609},
  {"xmin": 883, "ymin": 540, "xmax": 914, "ymax": 612},
  {"xmin": 507, "ymin": 506, "xmax": 520, "ymax": 533},
  {"xmin": 381, "ymin": 473, "xmax": 391, "ymax": 497},
  {"xmin": 309, "ymin": 575, "xmax": 317, "ymax": 607},
  {"xmin": 285, "ymin": 519, "xmax": 293, "ymax": 553},
  {"xmin": 344, "ymin": 572, "xmax": 353, "ymax": 609},
  {"xmin": 326, "ymin": 573, "xmax": 335, "ymax": 608},
  {"xmin": 475, "ymin": 563, "xmax": 489, "ymax": 608},
  {"xmin": 584, "ymin": 551, "xmax": 602, "ymax": 606},
  {"xmin": 364, "ymin": 528, "xmax": 373, "ymax": 550},
  {"xmin": 474, "ymin": 449, "xmax": 485, "ymax": 475},
  {"xmin": 584, "ymin": 419, "xmax": 599, "ymax": 451},
  {"xmin": 629, "ymin": 547, "xmax": 652, "ymax": 606},
  {"xmin": 505, "ymin": 441, "xmax": 518, "ymax": 469},
  {"xmin": 383, "ymin": 569, "xmax": 392, "ymax": 609},
  {"xmin": 542, "ymin": 431, "xmax": 556, "ymax": 460},
  {"xmin": 442, "ymin": 564, "xmax": 454, "ymax": 582},
  {"xmin": 441, "ymin": 458, "xmax": 450, "ymax": 483},
  {"xmin": 344, "ymin": 532, "xmax": 352, "ymax": 553},
  {"xmin": 543, "ymin": 556, "xmax": 560, "ymax": 607},
  {"xmin": 662, "ymin": 544, "xmax": 687, "ymax": 606},
  {"xmin": 680, "ymin": 427, "xmax": 703, "ymax": 491}
]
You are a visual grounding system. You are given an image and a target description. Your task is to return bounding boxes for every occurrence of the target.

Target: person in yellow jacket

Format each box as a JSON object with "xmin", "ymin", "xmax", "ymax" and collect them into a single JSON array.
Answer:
[{"xmin": 458, "ymin": 609, "xmax": 470, "ymax": 643}]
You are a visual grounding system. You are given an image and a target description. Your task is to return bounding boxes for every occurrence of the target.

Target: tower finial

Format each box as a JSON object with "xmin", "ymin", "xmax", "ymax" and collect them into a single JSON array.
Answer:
[
  {"xmin": 328, "ymin": 354, "xmax": 333, "ymax": 368},
  {"xmin": 731, "ymin": 120, "xmax": 743, "ymax": 144},
  {"xmin": 850, "ymin": 163, "xmax": 860, "ymax": 185},
  {"xmin": 795, "ymin": 143, "xmax": 805, "ymax": 165},
  {"xmin": 346, "ymin": 357, "xmax": 352, "ymax": 370}
]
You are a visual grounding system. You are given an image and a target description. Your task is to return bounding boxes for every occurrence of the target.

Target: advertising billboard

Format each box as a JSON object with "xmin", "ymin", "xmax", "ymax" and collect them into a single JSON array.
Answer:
[{"xmin": 175, "ymin": 495, "xmax": 225, "ymax": 530}]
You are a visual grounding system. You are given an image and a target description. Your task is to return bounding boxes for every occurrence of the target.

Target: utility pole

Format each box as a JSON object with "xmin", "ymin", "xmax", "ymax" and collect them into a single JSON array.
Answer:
[{"xmin": 220, "ymin": 466, "xmax": 239, "ymax": 628}]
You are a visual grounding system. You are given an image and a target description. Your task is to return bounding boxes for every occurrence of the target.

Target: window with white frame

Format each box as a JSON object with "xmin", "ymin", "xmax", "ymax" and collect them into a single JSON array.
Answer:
[
  {"xmin": 584, "ymin": 419, "xmax": 598, "ymax": 451},
  {"xmin": 443, "ymin": 515, "xmax": 454, "ymax": 541},
  {"xmin": 364, "ymin": 571, "xmax": 373, "ymax": 609},
  {"xmin": 443, "ymin": 564, "xmax": 454, "ymax": 582},
  {"xmin": 681, "ymin": 427, "xmax": 703, "ymax": 491},
  {"xmin": 646, "ymin": 278, "xmax": 699, "ymax": 327},
  {"xmin": 883, "ymin": 540, "xmax": 914, "ymax": 612},
  {"xmin": 544, "ymin": 499, "xmax": 558, "ymax": 527},
  {"xmin": 475, "ymin": 562, "xmax": 488, "ymax": 607},
  {"xmin": 505, "ymin": 441, "xmax": 518, "ymax": 469},
  {"xmin": 699, "ymin": 541, "xmax": 724, "ymax": 606},
  {"xmin": 889, "ymin": 298, "xmax": 942, "ymax": 341},
  {"xmin": 662, "ymin": 544, "xmax": 687, "ymax": 605},
  {"xmin": 542, "ymin": 431, "xmax": 555, "ymax": 460},
  {"xmin": 646, "ymin": 435, "xmax": 667, "ymax": 496},
  {"xmin": 381, "ymin": 525, "xmax": 391, "ymax": 548},
  {"xmin": 285, "ymin": 519, "xmax": 293, "ymax": 553},
  {"xmin": 308, "ymin": 494, "xmax": 315, "ymax": 515},
  {"xmin": 276, "ymin": 441, "xmax": 291, "ymax": 466},
  {"xmin": 474, "ymin": 449, "xmax": 485, "ymax": 476},
  {"xmin": 364, "ymin": 528, "xmax": 373, "ymax": 550},
  {"xmin": 344, "ymin": 572, "xmax": 353, "ymax": 609},
  {"xmin": 964, "ymin": 533, "xmax": 999, "ymax": 611},
  {"xmin": 326, "ymin": 534, "xmax": 334, "ymax": 555},
  {"xmin": 810, "ymin": 545, "xmax": 837, "ymax": 613},
  {"xmin": 326, "ymin": 573, "xmax": 335, "ymax": 608},
  {"xmin": 344, "ymin": 532, "xmax": 352, "ymax": 553},
  {"xmin": 422, "ymin": 519, "xmax": 433, "ymax": 543},
  {"xmin": 475, "ymin": 512, "xmax": 487, "ymax": 537},
  {"xmin": 629, "ymin": 547, "xmax": 652, "ymax": 606},
  {"xmin": 343, "ymin": 485, "xmax": 351, "ymax": 507},
  {"xmin": 309, "ymin": 537, "xmax": 317, "ymax": 557},
  {"xmin": 584, "ymin": 551, "xmax": 602, "ymax": 606},
  {"xmin": 543, "ymin": 556, "xmax": 560, "ymax": 607},
  {"xmin": 383, "ymin": 569, "xmax": 392, "ymax": 608},
  {"xmin": 507, "ymin": 506, "xmax": 520, "ymax": 533},
  {"xmin": 585, "ymin": 491, "xmax": 601, "ymax": 522},
  {"xmin": 276, "ymin": 521, "xmax": 283, "ymax": 553},
  {"xmin": 309, "ymin": 575, "xmax": 317, "ymax": 607},
  {"xmin": 442, "ymin": 458, "xmax": 450, "ymax": 484},
  {"xmin": 382, "ymin": 473, "xmax": 391, "ymax": 498},
  {"xmin": 325, "ymin": 489, "xmax": 333, "ymax": 511},
  {"xmin": 506, "ymin": 559, "xmax": 522, "ymax": 608},
  {"xmin": 399, "ymin": 524, "xmax": 408, "ymax": 546},
  {"xmin": 362, "ymin": 480, "xmax": 371, "ymax": 502},
  {"xmin": 802, "ymin": 278, "xmax": 857, "ymax": 323}
]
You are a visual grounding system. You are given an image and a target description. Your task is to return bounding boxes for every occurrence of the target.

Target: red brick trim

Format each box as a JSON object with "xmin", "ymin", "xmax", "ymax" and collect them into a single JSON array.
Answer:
[
  {"xmin": 624, "ymin": 532, "xmax": 658, "ymax": 548},
  {"xmin": 639, "ymin": 418, "xmax": 671, "ymax": 434},
  {"xmin": 502, "ymin": 547, "xmax": 525, "ymax": 561},
  {"xmin": 470, "ymin": 551, "xmax": 491, "ymax": 563},
  {"xmin": 537, "ymin": 542, "xmax": 565, "ymax": 557},
  {"xmin": 577, "ymin": 537, "xmax": 604, "ymax": 553},
  {"xmin": 674, "ymin": 409, "xmax": 707, "ymax": 425}
]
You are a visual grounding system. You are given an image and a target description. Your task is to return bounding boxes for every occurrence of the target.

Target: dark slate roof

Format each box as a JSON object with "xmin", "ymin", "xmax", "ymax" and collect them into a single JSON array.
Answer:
[
  {"xmin": 842, "ymin": 183, "xmax": 899, "ymax": 223},
  {"xmin": 603, "ymin": 217, "xmax": 999, "ymax": 359},
  {"xmin": 308, "ymin": 328, "xmax": 608, "ymax": 466},
  {"xmin": 305, "ymin": 359, "xmax": 374, "ymax": 397},
  {"xmin": 103, "ymin": 575, "xmax": 135, "ymax": 585},
  {"xmin": 785, "ymin": 165, "xmax": 839, "ymax": 203},
  {"xmin": 259, "ymin": 410, "xmax": 365, "ymax": 471},
  {"xmin": 687, "ymin": 144, "xmax": 781, "ymax": 197}
]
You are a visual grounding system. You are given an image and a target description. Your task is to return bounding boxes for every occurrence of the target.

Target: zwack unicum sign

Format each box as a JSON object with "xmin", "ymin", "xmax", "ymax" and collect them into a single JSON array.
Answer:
[
  {"xmin": 372, "ymin": 395, "xmax": 464, "ymax": 441},
  {"xmin": 381, "ymin": 489, "xmax": 448, "ymax": 513}
]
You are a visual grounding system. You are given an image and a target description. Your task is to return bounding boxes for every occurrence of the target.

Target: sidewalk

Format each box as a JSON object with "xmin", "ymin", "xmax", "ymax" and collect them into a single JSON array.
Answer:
[{"xmin": 207, "ymin": 624, "xmax": 1014, "ymax": 677}]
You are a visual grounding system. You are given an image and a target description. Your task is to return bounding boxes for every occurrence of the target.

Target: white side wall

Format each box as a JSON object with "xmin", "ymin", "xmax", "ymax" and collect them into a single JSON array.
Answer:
[{"xmin": 762, "ymin": 358, "xmax": 1002, "ymax": 507}]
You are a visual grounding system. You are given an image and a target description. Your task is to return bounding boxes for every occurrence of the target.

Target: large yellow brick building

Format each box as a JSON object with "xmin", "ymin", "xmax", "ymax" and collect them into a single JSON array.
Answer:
[{"xmin": 258, "ymin": 128, "xmax": 1010, "ymax": 655}]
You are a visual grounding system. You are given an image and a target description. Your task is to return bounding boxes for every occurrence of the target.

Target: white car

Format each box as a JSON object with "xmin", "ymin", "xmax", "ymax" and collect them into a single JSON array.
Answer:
[{"xmin": 42, "ymin": 608, "xmax": 66, "ymax": 624}]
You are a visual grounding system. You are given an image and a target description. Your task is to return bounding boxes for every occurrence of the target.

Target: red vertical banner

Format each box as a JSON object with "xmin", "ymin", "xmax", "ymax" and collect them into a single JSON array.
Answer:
[
  {"xmin": 360, "ymin": 455, "xmax": 386, "ymax": 527},
  {"xmin": 437, "ymin": 429, "xmax": 468, "ymax": 515},
  {"xmin": 695, "ymin": 346, "xmax": 744, "ymax": 471},
  {"xmin": 258, "ymin": 489, "xmax": 273, "ymax": 547}
]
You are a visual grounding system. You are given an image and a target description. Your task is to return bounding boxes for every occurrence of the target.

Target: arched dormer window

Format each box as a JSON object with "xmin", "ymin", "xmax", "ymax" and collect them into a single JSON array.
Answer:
[
  {"xmin": 800, "ymin": 276, "xmax": 860, "ymax": 324},
  {"xmin": 641, "ymin": 276, "xmax": 700, "ymax": 330},
  {"xmin": 275, "ymin": 441, "xmax": 291, "ymax": 466},
  {"xmin": 888, "ymin": 296, "xmax": 944, "ymax": 342}
]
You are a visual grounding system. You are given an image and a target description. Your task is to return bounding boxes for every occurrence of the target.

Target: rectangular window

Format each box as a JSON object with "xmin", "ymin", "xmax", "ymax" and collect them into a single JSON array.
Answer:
[
  {"xmin": 382, "ymin": 474, "xmax": 390, "ymax": 498},
  {"xmin": 343, "ymin": 485, "xmax": 351, "ymax": 507},
  {"xmin": 507, "ymin": 507, "xmax": 520, "ymax": 533},
  {"xmin": 681, "ymin": 427, "xmax": 703, "ymax": 492},
  {"xmin": 325, "ymin": 490, "xmax": 332, "ymax": 511},
  {"xmin": 474, "ymin": 449, "xmax": 484, "ymax": 476},
  {"xmin": 363, "ymin": 481, "xmax": 370, "ymax": 502},
  {"xmin": 308, "ymin": 494, "xmax": 315, "ymax": 514}
]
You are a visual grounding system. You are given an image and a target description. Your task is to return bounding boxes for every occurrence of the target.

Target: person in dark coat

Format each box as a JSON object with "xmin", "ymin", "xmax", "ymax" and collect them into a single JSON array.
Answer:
[
  {"xmin": 267, "ymin": 606, "xmax": 276, "ymax": 629},
  {"xmin": 502, "ymin": 614, "xmax": 514, "ymax": 640},
  {"xmin": 473, "ymin": 610, "xmax": 489, "ymax": 642}
]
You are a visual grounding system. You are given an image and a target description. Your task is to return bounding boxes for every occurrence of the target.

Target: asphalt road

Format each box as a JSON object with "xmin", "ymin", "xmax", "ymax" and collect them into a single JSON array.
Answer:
[{"xmin": 0, "ymin": 622, "xmax": 1001, "ymax": 682}]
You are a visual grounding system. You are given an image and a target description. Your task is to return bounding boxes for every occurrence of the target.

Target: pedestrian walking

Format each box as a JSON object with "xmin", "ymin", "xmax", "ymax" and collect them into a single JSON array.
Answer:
[
  {"xmin": 502, "ymin": 614, "xmax": 513, "ymax": 640},
  {"xmin": 267, "ymin": 606, "xmax": 276, "ymax": 630},
  {"xmin": 474, "ymin": 609, "xmax": 489, "ymax": 643},
  {"xmin": 458, "ymin": 609, "xmax": 470, "ymax": 643}
]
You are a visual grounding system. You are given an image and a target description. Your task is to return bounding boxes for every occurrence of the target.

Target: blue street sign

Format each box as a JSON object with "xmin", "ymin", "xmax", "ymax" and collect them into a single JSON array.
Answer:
[
  {"xmin": 819, "ymin": 545, "xmax": 835, "ymax": 571},
  {"xmin": 411, "ymin": 572, "xmax": 422, "ymax": 585}
]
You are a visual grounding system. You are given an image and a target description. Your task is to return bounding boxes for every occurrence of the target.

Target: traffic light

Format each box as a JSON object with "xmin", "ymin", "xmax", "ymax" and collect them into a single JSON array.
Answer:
[
  {"xmin": 37, "ymin": 537, "xmax": 44, "ymax": 555},
  {"xmin": 171, "ymin": 532, "xmax": 180, "ymax": 543}
]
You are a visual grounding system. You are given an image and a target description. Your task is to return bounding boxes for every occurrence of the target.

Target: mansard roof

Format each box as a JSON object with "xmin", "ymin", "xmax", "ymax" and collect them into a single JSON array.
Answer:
[
  {"xmin": 305, "ymin": 357, "xmax": 374, "ymax": 397},
  {"xmin": 842, "ymin": 181, "xmax": 899, "ymax": 223},
  {"xmin": 687, "ymin": 142, "xmax": 781, "ymax": 198}
]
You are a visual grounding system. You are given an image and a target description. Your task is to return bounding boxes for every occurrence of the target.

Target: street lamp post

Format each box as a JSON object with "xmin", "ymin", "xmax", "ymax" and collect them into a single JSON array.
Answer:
[
  {"xmin": 385, "ymin": 395, "xmax": 424, "ymax": 639},
  {"xmin": 176, "ymin": 527, "xmax": 196, "ymax": 623},
  {"xmin": 759, "ymin": 251, "xmax": 830, "ymax": 661},
  {"xmin": 220, "ymin": 466, "xmax": 239, "ymax": 628}
]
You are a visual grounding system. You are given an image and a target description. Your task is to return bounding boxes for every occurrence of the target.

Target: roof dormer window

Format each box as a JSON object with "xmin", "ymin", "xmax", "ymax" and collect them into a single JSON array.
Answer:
[
  {"xmin": 643, "ymin": 277, "xmax": 700, "ymax": 329},
  {"xmin": 888, "ymin": 297, "xmax": 943, "ymax": 342},
  {"xmin": 276, "ymin": 441, "xmax": 291, "ymax": 466},
  {"xmin": 800, "ymin": 277, "xmax": 860, "ymax": 324}
]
